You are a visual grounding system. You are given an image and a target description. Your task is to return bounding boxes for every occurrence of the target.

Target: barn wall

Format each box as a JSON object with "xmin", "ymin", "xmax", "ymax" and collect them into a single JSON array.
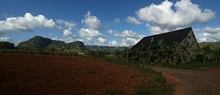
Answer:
[{"xmin": 180, "ymin": 30, "xmax": 199, "ymax": 59}]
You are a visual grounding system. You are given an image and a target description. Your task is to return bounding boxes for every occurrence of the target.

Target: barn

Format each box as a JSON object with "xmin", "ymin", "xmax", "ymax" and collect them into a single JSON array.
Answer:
[{"xmin": 132, "ymin": 27, "xmax": 199, "ymax": 61}]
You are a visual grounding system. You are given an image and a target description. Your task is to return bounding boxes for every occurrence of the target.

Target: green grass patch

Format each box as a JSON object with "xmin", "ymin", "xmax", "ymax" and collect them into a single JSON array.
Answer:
[
  {"xmin": 101, "ymin": 90, "xmax": 121, "ymax": 95},
  {"xmin": 135, "ymin": 66, "xmax": 174, "ymax": 95}
]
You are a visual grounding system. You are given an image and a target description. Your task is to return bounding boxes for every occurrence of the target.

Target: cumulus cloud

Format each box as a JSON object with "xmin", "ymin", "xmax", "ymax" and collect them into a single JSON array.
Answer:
[
  {"xmin": 56, "ymin": 19, "xmax": 76, "ymax": 30},
  {"xmin": 107, "ymin": 29, "xmax": 144, "ymax": 46},
  {"xmin": 56, "ymin": 19, "xmax": 76, "ymax": 37},
  {"xmin": 121, "ymin": 38, "xmax": 139, "ymax": 46},
  {"xmin": 136, "ymin": 0, "xmax": 215, "ymax": 34},
  {"xmin": 81, "ymin": 11, "xmax": 103, "ymax": 30},
  {"xmin": 108, "ymin": 38, "xmax": 140, "ymax": 47},
  {"xmin": 97, "ymin": 37, "xmax": 107, "ymax": 43},
  {"xmin": 126, "ymin": 16, "xmax": 141, "ymax": 25},
  {"xmin": 79, "ymin": 11, "xmax": 105, "ymax": 45},
  {"xmin": 0, "ymin": 37, "xmax": 10, "ymax": 42},
  {"xmin": 0, "ymin": 13, "xmax": 77, "ymax": 40},
  {"xmin": 78, "ymin": 28, "xmax": 102, "ymax": 40},
  {"xmin": 109, "ymin": 40, "xmax": 119, "ymax": 46},
  {"xmin": 195, "ymin": 26, "xmax": 220, "ymax": 42},
  {"xmin": 0, "ymin": 13, "xmax": 56, "ymax": 33},
  {"xmin": 63, "ymin": 29, "xmax": 73, "ymax": 36},
  {"xmin": 108, "ymin": 29, "xmax": 143, "ymax": 39}
]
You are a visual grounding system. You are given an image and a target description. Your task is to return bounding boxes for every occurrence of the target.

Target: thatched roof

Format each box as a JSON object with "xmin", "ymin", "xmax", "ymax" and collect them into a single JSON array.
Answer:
[{"xmin": 132, "ymin": 27, "xmax": 195, "ymax": 49}]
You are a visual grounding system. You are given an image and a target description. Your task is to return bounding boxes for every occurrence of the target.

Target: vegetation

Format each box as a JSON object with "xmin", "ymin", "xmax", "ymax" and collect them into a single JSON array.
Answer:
[
  {"xmin": 122, "ymin": 40, "xmax": 189, "ymax": 65},
  {"xmin": 135, "ymin": 67, "xmax": 174, "ymax": 95},
  {"xmin": 0, "ymin": 42, "xmax": 15, "ymax": 49},
  {"xmin": 199, "ymin": 42, "xmax": 220, "ymax": 50}
]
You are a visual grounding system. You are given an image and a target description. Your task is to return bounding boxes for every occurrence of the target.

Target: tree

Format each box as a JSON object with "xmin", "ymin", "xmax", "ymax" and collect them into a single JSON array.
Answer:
[{"xmin": 0, "ymin": 42, "xmax": 15, "ymax": 49}]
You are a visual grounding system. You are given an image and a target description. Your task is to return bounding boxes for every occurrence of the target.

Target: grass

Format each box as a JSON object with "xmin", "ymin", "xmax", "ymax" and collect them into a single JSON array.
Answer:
[
  {"xmin": 101, "ymin": 90, "xmax": 121, "ymax": 95},
  {"xmin": 135, "ymin": 66, "xmax": 174, "ymax": 95}
]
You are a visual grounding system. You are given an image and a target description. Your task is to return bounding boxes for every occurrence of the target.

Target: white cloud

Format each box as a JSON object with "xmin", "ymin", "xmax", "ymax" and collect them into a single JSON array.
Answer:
[
  {"xmin": 56, "ymin": 19, "xmax": 77, "ymax": 37},
  {"xmin": 107, "ymin": 29, "xmax": 144, "ymax": 46},
  {"xmin": 126, "ymin": 16, "xmax": 141, "ymax": 25},
  {"xmin": 81, "ymin": 11, "xmax": 103, "ymax": 30},
  {"xmin": 120, "ymin": 30, "xmax": 143, "ymax": 39},
  {"xmin": 136, "ymin": 0, "xmax": 215, "ymax": 34},
  {"xmin": 79, "ymin": 11, "xmax": 105, "ymax": 45},
  {"xmin": 195, "ymin": 26, "xmax": 220, "ymax": 42},
  {"xmin": 109, "ymin": 40, "xmax": 119, "ymax": 46},
  {"xmin": 0, "ymin": 13, "xmax": 56, "ymax": 33},
  {"xmin": 108, "ymin": 29, "xmax": 143, "ymax": 39},
  {"xmin": 63, "ymin": 29, "xmax": 72, "ymax": 36},
  {"xmin": 98, "ymin": 37, "xmax": 107, "ymax": 43},
  {"xmin": 108, "ymin": 38, "xmax": 140, "ymax": 47},
  {"xmin": 113, "ymin": 18, "xmax": 120, "ymax": 24},
  {"xmin": 0, "ymin": 37, "xmax": 10, "ymax": 42},
  {"xmin": 121, "ymin": 38, "xmax": 139, "ymax": 46},
  {"xmin": 56, "ymin": 19, "xmax": 76, "ymax": 30},
  {"xmin": 0, "ymin": 13, "xmax": 78, "ymax": 40},
  {"xmin": 78, "ymin": 28, "xmax": 102, "ymax": 39},
  {"xmin": 52, "ymin": 36, "xmax": 79, "ymax": 43}
]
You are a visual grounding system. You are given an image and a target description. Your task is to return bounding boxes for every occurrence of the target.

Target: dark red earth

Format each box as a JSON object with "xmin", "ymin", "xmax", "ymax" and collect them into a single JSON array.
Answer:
[{"xmin": 0, "ymin": 53, "xmax": 149, "ymax": 95}]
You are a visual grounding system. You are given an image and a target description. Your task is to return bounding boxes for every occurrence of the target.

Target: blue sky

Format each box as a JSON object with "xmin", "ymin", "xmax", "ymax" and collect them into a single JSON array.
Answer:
[{"xmin": 0, "ymin": 0, "xmax": 220, "ymax": 46}]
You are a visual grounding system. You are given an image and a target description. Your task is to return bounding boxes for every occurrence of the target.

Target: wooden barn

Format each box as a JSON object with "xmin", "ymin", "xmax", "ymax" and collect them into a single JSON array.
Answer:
[{"xmin": 132, "ymin": 27, "xmax": 199, "ymax": 60}]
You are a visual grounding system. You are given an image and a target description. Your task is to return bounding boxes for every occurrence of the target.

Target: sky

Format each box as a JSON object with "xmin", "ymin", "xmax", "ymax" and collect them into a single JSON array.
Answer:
[{"xmin": 0, "ymin": 0, "xmax": 220, "ymax": 46}]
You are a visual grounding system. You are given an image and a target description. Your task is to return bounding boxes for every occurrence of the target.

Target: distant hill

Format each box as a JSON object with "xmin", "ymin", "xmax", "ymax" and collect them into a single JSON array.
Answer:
[
  {"xmin": 18, "ymin": 36, "xmax": 52, "ymax": 50},
  {"xmin": 85, "ymin": 45, "xmax": 126, "ymax": 51},
  {"xmin": 48, "ymin": 40, "xmax": 66, "ymax": 50},
  {"xmin": 17, "ymin": 36, "xmax": 85, "ymax": 50},
  {"xmin": 0, "ymin": 42, "xmax": 15, "ymax": 49},
  {"xmin": 67, "ymin": 41, "xmax": 86, "ymax": 49},
  {"xmin": 199, "ymin": 42, "xmax": 220, "ymax": 50}
]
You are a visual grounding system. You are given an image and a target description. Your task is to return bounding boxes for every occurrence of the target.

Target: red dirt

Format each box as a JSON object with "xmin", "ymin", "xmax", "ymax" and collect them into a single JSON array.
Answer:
[
  {"xmin": 209, "ymin": 68, "xmax": 220, "ymax": 73},
  {"xmin": 160, "ymin": 72, "xmax": 185, "ymax": 95},
  {"xmin": 0, "ymin": 53, "xmax": 148, "ymax": 95}
]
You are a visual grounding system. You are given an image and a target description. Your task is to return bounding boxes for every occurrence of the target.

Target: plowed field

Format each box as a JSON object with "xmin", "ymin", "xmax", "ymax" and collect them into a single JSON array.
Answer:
[{"xmin": 0, "ymin": 53, "xmax": 149, "ymax": 95}]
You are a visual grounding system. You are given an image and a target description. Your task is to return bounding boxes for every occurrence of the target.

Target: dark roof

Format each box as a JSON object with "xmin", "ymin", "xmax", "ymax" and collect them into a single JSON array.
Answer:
[{"xmin": 132, "ymin": 27, "xmax": 193, "ymax": 49}]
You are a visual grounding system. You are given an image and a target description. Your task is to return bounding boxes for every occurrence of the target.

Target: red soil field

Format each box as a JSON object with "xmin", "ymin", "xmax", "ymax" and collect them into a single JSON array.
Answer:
[{"xmin": 0, "ymin": 53, "xmax": 149, "ymax": 95}]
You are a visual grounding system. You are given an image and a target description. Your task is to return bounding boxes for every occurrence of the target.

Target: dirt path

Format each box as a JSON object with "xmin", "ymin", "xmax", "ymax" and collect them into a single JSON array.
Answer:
[{"xmin": 152, "ymin": 67, "xmax": 220, "ymax": 95}]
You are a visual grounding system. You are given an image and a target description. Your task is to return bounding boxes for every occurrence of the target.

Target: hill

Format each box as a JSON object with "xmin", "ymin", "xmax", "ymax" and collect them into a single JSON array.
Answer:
[
  {"xmin": 0, "ymin": 42, "xmax": 15, "ymax": 49},
  {"xmin": 17, "ymin": 36, "xmax": 85, "ymax": 50},
  {"xmin": 18, "ymin": 36, "xmax": 52, "ymax": 50}
]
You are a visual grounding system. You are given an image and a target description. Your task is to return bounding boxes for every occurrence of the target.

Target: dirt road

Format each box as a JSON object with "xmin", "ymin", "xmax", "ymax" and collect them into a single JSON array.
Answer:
[{"xmin": 152, "ymin": 67, "xmax": 220, "ymax": 95}]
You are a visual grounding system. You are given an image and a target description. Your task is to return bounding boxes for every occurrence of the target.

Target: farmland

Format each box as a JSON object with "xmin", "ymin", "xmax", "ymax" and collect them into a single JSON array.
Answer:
[{"xmin": 0, "ymin": 53, "xmax": 171, "ymax": 95}]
